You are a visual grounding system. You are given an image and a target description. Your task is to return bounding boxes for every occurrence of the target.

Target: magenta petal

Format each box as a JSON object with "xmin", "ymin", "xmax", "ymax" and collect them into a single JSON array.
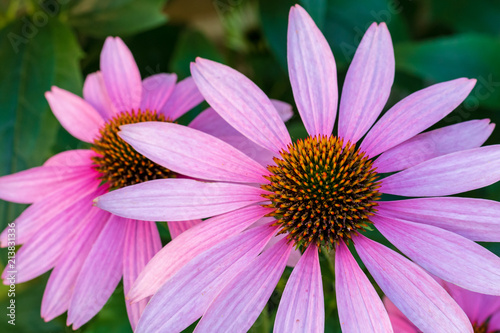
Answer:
[
  {"xmin": 167, "ymin": 219, "xmax": 203, "ymax": 239},
  {"xmin": 128, "ymin": 205, "xmax": 273, "ymax": 302},
  {"xmin": 338, "ymin": 23, "xmax": 394, "ymax": 144},
  {"xmin": 361, "ymin": 78, "xmax": 476, "ymax": 157},
  {"xmin": 43, "ymin": 149, "xmax": 95, "ymax": 167},
  {"xmin": 335, "ymin": 241, "xmax": 393, "ymax": 333},
  {"xmin": 46, "ymin": 87, "xmax": 104, "ymax": 143},
  {"xmin": 271, "ymin": 99, "xmax": 294, "ymax": 122},
  {"xmin": 67, "ymin": 215, "xmax": 128, "ymax": 329},
  {"xmin": 374, "ymin": 119, "xmax": 494, "ymax": 173},
  {"xmin": 262, "ymin": 233, "xmax": 302, "ymax": 268},
  {"xmin": 287, "ymin": 5, "xmax": 337, "ymax": 137},
  {"xmin": 160, "ymin": 76, "xmax": 204, "ymax": 120},
  {"xmin": 83, "ymin": 71, "xmax": 118, "ymax": 120},
  {"xmin": 377, "ymin": 198, "xmax": 500, "ymax": 242},
  {"xmin": 354, "ymin": 235, "xmax": 473, "ymax": 333},
  {"xmin": 373, "ymin": 215, "xmax": 500, "ymax": 295},
  {"xmin": 100, "ymin": 37, "xmax": 142, "ymax": 112},
  {"xmin": 135, "ymin": 224, "xmax": 277, "ymax": 333},
  {"xmin": 119, "ymin": 122, "xmax": 268, "ymax": 183},
  {"xmin": 380, "ymin": 145, "xmax": 500, "ymax": 196},
  {"xmin": 191, "ymin": 58, "xmax": 291, "ymax": 153},
  {"xmin": 383, "ymin": 297, "xmax": 419, "ymax": 332},
  {"xmin": 275, "ymin": 244, "xmax": 324, "ymax": 333},
  {"xmin": 140, "ymin": 73, "xmax": 177, "ymax": 112},
  {"xmin": 195, "ymin": 238, "xmax": 292, "ymax": 332},
  {"xmin": 123, "ymin": 220, "xmax": 162, "ymax": 331}
]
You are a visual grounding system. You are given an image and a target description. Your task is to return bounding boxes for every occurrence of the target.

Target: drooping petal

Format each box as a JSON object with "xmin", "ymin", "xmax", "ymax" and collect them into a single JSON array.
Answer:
[
  {"xmin": 377, "ymin": 198, "xmax": 500, "ymax": 242},
  {"xmin": 128, "ymin": 205, "xmax": 273, "ymax": 302},
  {"xmin": 195, "ymin": 238, "xmax": 292, "ymax": 332},
  {"xmin": 140, "ymin": 73, "xmax": 177, "ymax": 112},
  {"xmin": 45, "ymin": 87, "xmax": 104, "ymax": 143},
  {"xmin": 67, "ymin": 215, "xmax": 128, "ymax": 329},
  {"xmin": 123, "ymin": 220, "xmax": 162, "ymax": 331},
  {"xmin": 338, "ymin": 23, "xmax": 394, "ymax": 144},
  {"xmin": 360, "ymin": 78, "xmax": 476, "ymax": 157},
  {"xmin": 83, "ymin": 71, "xmax": 118, "ymax": 119},
  {"xmin": 380, "ymin": 145, "xmax": 500, "ymax": 196},
  {"xmin": 373, "ymin": 215, "xmax": 500, "ymax": 295},
  {"xmin": 119, "ymin": 122, "xmax": 268, "ymax": 183},
  {"xmin": 374, "ymin": 119, "xmax": 495, "ymax": 173},
  {"xmin": 274, "ymin": 244, "xmax": 324, "ymax": 333},
  {"xmin": 135, "ymin": 224, "xmax": 277, "ymax": 333},
  {"xmin": 354, "ymin": 235, "xmax": 473, "ymax": 333},
  {"xmin": 160, "ymin": 76, "xmax": 204, "ymax": 120},
  {"xmin": 43, "ymin": 149, "xmax": 95, "ymax": 167},
  {"xmin": 270, "ymin": 99, "xmax": 294, "ymax": 122},
  {"xmin": 335, "ymin": 241, "xmax": 393, "ymax": 333},
  {"xmin": 287, "ymin": 5, "xmax": 337, "ymax": 137},
  {"xmin": 167, "ymin": 220, "xmax": 203, "ymax": 239},
  {"xmin": 383, "ymin": 297, "xmax": 419, "ymax": 333},
  {"xmin": 191, "ymin": 58, "xmax": 291, "ymax": 153},
  {"xmin": 100, "ymin": 37, "xmax": 142, "ymax": 112}
]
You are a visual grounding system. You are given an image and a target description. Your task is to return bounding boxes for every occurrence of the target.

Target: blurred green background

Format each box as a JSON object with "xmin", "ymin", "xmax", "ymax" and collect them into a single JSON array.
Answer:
[{"xmin": 1, "ymin": 0, "xmax": 500, "ymax": 332}]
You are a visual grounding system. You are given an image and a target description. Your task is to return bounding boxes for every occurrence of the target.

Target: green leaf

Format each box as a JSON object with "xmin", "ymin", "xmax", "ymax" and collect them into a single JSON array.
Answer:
[
  {"xmin": 68, "ymin": 0, "xmax": 167, "ymax": 37},
  {"xmin": 395, "ymin": 34, "xmax": 500, "ymax": 109}
]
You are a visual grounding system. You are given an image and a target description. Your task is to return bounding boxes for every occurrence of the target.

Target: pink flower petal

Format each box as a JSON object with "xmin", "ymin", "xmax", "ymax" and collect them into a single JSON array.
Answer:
[
  {"xmin": 335, "ymin": 241, "xmax": 393, "ymax": 333},
  {"xmin": 360, "ymin": 78, "xmax": 476, "ymax": 157},
  {"xmin": 287, "ymin": 5, "xmax": 337, "ymax": 137},
  {"xmin": 128, "ymin": 205, "xmax": 273, "ymax": 302},
  {"xmin": 160, "ymin": 76, "xmax": 204, "ymax": 120},
  {"xmin": 123, "ymin": 220, "xmax": 162, "ymax": 331},
  {"xmin": 270, "ymin": 99, "xmax": 294, "ymax": 122},
  {"xmin": 135, "ymin": 224, "xmax": 277, "ymax": 333},
  {"xmin": 140, "ymin": 73, "xmax": 177, "ymax": 112},
  {"xmin": 380, "ymin": 145, "xmax": 500, "ymax": 196},
  {"xmin": 83, "ymin": 71, "xmax": 118, "ymax": 120},
  {"xmin": 354, "ymin": 235, "xmax": 473, "ymax": 333},
  {"xmin": 377, "ymin": 198, "xmax": 500, "ymax": 242},
  {"xmin": 45, "ymin": 86, "xmax": 104, "ymax": 143},
  {"xmin": 263, "ymin": 233, "xmax": 302, "ymax": 267},
  {"xmin": 119, "ymin": 122, "xmax": 268, "ymax": 183},
  {"xmin": 96, "ymin": 179, "xmax": 266, "ymax": 221},
  {"xmin": 383, "ymin": 297, "xmax": 419, "ymax": 332},
  {"xmin": 195, "ymin": 238, "xmax": 292, "ymax": 332},
  {"xmin": 167, "ymin": 219, "xmax": 203, "ymax": 239},
  {"xmin": 338, "ymin": 23, "xmax": 394, "ymax": 144},
  {"xmin": 67, "ymin": 215, "xmax": 128, "ymax": 329},
  {"xmin": 275, "ymin": 244, "xmax": 324, "ymax": 333},
  {"xmin": 41, "ymin": 209, "xmax": 109, "ymax": 321},
  {"xmin": 374, "ymin": 119, "xmax": 495, "ymax": 173},
  {"xmin": 191, "ymin": 58, "xmax": 291, "ymax": 153},
  {"xmin": 43, "ymin": 149, "xmax": 95, "ymax": 167},
  {"xmin": 373, "ymin": 215, "xmax": 500, "ymax": 295},
  {"xmin": 100, "ymin": 37, "xmax": 142, "ymax": 112}
]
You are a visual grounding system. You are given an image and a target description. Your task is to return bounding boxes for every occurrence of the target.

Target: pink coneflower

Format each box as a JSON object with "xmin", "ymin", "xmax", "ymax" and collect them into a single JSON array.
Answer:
[
  {"xmin": 97, "ymin": 5, "xmax": 500, "ymax": 333},
  {"xmin": 384, "ymin": 280, "xmax": 500, "ymax": 332},
  {"xmin": 0, "ymin": 37, "xmax": 292, "ymax": 330}
]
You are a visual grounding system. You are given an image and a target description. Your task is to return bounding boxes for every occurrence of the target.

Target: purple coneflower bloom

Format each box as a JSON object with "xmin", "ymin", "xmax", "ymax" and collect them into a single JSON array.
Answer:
[{"xmin": 97, "ymin": 5, "xmax": 500, "ymax": 332}]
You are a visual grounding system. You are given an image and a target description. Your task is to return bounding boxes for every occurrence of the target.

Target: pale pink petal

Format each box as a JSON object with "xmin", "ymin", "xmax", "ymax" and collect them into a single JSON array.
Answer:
[
  {"xmin": 377, "ymin": 198, "xmax": 500, "ymax": 242},
  {"xmin": 123, "ymin": 220, "xmax": 162, "ymax": 331},
  {"xmin": 43, "ymin": 149, "xmax": 95, "ymax": 167},
  {"xmin": 160, "ymin": 76, "xmax": 204, "ymax": 120},
  {"xmin": 100, "ymin": 37, "xmax": 142, "ymax": 112},
  {"xmin": 271, "ymin": 99, "xmax": 294, "ymax": 122},
  {"xmin": 383, "ymin": 297, "xmax": 419, "ymax": 332},
  {"xmin": 361, "ymin": 78, "xmax": 476, "ymax": 157},
  {"xmin": 97, "ymin": 178, "xmax": 266, "ymax": 221},
  {"xmin": 128, "ymin": 205, "xmax": 273, "ymax": 302},
  {"xmin": 67, "ymin": 215, "xmax": 128, "ymax": 329},
  {"xmin": 374, "ymin": 119, "xmax": 494, "ymax": 173},
  {"xmin": 135, "ymin": 224, "xmax": 277, "ymax": 333},
  {"xmin": 45, "ymin": 87, "xmax": 104, "ymax": 143},
  {"xmin": 274, "ymin": 244, "xmax": 324, "ymax": 333},
  {"xmin": 354, "ymin": 235, "xmax": 473, "ymax": 333},
  {"xmin": 83, "ymin": 71, "xmax": 118, "ymax": 119},
  {"xmin": 195, "ymin": 238, "xmax": 292, "ymax": 332},
  {"xmin": 167, "ymin": 220, "xmax": 202, "ymax": 239},
  {"xmin": 335, "ymin": 241, "xmax": 393, "ymax": 333},
  {"xmin": 338, "ymin": 23, "xmax": 394, "ymax": 144},
  {"xmin": 287, "ymin": 5, "xmax": 337, "ymax": 137},
  {"xmin": 119, "ymin": 122, "xmax": 268, "ymax": 183},
  {"xmin": 140, "ymin": 73, "xmax": 177, "ymax": 112},
  {"xmin": 41, "ymin": 209, "xmax": 109, "ymax": 321},
  {"xmin": 373, "ymin": 215, "xmax": 500, "ymax": 295},
  {"xmin": 380, "ymin": 145, "xmax": 500, "ymax": 196},
  {"xmin": 263, "ymin": 233, "xmax": 302, "ymax": 267},
  {"xmin": 191, "ymin": 58, "xmax": 291, "ymax": 153}
]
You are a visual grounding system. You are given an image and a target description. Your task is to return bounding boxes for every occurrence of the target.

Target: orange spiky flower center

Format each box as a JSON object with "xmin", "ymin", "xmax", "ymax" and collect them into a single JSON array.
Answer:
[
  {"xmin": 261, "ymin": 135, "xmax": 381, "ymax": 250},
  {"xmin": 473, "ymin": 318, "xmax": 494, "ymax": 333},
  {"xmin": 91, "ymin": 109, "xmax": 176, "ymax": 189}
]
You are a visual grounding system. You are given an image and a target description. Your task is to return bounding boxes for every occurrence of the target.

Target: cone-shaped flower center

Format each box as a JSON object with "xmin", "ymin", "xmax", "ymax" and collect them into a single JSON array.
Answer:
[
  {"xmin": 473, "ymin": 320, "xmax": 491, "ymax": 333},
  {"xmin": 262, "ymin": 135, "xmax": 381, "ymax": 250},
  {"xmin": 92, "ymin": 110, "xmax": 176, "ymax": 189}
]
